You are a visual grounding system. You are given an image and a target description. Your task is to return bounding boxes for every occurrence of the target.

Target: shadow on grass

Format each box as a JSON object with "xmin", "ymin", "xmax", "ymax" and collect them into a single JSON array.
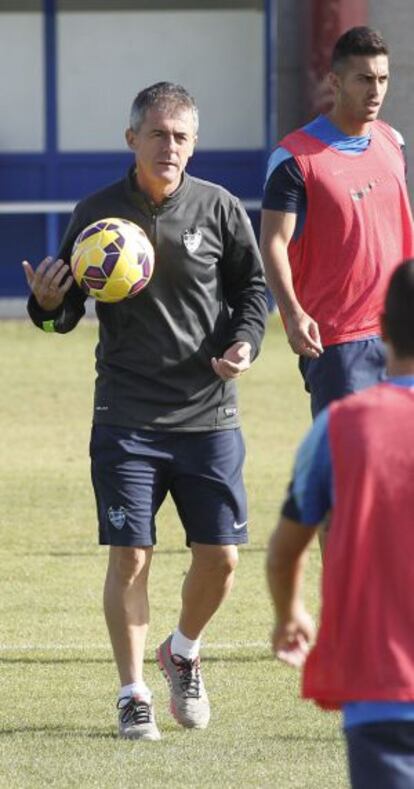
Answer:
[
  {"xmin": 0, "ymin": 653, "xmax": 274, "ymax": 666},
  {"xmin": 21, "ymin": 551, "xmax": 104, "ymax": 558},
  {"xmin": 0, "ymin": 724, "xmax": 341, "ymax": 743},
  {"xmin": 0, "ymin": 725, "xmax": 117, "ymax": 740},
  {"xmin": 0, "ymin": 656, "xmax": 113, "ymax": 665},
  {"xmin": 20, "ymin": 549, "xmax": 188, "ymax": 558},
  {"xmin": 20, "ymin": 547, "xmax": 266, "ymax": 558}
]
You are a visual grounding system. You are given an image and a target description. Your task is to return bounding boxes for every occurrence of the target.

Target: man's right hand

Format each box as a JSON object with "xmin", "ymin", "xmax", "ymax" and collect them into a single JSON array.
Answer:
[
  {"xmin": 22, "ymin": 256, "xmax": 73, "ymax": 312},
  {"xmin": 286, "ymin": 311, "xmax": 323, "ymax": 358}
]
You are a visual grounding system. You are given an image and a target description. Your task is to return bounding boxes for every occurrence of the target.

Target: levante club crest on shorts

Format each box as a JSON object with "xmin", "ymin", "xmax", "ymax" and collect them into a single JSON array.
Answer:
[
  {"xmin": 182, "ymin": 227, "xmax": 202, "ymax": 253},
  {"xmin": 107, "ymin": 506, "xmax": 127, "ymax": 530}
]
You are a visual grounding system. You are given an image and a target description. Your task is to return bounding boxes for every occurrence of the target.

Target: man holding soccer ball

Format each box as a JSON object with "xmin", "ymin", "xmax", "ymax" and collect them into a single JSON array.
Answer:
[{"xmin": 23, "ymin": 83, "xmax": 267, "ymax": 741}]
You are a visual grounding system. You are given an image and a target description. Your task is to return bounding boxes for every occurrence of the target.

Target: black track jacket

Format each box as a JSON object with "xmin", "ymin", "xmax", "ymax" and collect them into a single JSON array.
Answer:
[{"xmin": 28, "ymin": 168, "xmax": 268, "ymax": 431}]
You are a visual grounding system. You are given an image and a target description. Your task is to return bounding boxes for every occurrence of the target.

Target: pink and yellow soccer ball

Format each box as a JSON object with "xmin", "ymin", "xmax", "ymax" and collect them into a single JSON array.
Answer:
[{"xmin": 70, "ymin": 217, "xmax": 154, "ymax": 303}]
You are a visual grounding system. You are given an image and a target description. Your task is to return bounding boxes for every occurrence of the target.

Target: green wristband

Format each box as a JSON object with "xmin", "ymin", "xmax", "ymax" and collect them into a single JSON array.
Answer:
[{"xmin": 42, "ymin": 319, "xmax": 55, "ymax": 333}]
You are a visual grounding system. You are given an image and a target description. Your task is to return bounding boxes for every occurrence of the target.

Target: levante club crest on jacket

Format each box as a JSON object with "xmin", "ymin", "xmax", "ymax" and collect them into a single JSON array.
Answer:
[{"xmin": 182, "ymin": 227, "xmax": 202, "ymax": 253}]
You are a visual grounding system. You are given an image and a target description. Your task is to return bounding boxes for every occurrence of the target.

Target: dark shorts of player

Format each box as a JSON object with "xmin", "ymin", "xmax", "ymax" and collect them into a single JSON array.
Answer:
[
  {"xmin": 299, "ymin": 337, "xmax": 386, "ymax": 418},
  {"xmin": 90, "ymin": 425, "xmax": 248, "ymax": 547},
  {"xmin": 345, "ymin": 720, "xmax": 414, "ymax": 789}
]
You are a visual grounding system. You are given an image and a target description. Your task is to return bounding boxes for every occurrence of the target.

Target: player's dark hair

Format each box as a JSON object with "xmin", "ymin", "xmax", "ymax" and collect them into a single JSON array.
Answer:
[
  {"xmin": 129, "ymin": 82, "xmax": 199, "ymax": 134},
  {"xmin": 331, "ymin": 26, "xmax": 389, "ymax": 72},
  {"xmin": 383, "ymin": 260, "xmax": 414, "ymax": 357}
]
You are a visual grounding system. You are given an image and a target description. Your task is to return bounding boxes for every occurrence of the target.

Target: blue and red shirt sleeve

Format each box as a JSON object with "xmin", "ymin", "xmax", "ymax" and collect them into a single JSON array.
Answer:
[
  {"xmin": 281, "ymin": 408, "xmax": 333, "ymax": 525},
  {"xmin": 262, "ymin": 147, "xmax": 305, "ymax": 214}
]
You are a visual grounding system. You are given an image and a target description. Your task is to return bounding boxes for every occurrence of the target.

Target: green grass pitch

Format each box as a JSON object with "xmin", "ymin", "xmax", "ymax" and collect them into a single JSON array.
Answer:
[{"xmin": 0, "ymin": 315, "xmax": 348, "ymax": 788}]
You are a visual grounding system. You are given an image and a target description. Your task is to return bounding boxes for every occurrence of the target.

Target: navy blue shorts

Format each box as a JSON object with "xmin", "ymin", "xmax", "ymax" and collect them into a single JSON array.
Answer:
[
  {"xmin": 90, "ymin": 425, "xmax": 248, "ymax": 547},
  {"xmin": 299, "ymin": 337, "xmax": 386, "ymax": 417},
  {"xmin": 346, "ymin": 721, "xmax": 414, "ymax": 789}
]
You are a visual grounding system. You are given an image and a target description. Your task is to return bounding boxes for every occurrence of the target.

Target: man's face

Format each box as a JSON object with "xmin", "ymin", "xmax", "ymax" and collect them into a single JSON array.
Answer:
[
  {"xmin": 126, "ymin": 105, "xmax": 197, "ymax": 198},
  {"xmin": 332, "ymin": 54, "xmax": 389, "ymax": 125}
]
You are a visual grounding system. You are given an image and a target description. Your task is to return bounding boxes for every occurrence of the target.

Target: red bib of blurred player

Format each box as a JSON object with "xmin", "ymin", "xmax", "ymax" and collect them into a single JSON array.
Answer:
[{"xmin": 302, "ymin": 383, "xmax": 414, "ymax": 708}]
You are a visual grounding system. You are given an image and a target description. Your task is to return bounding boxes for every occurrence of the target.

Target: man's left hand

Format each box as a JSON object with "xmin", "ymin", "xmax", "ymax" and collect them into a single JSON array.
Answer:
[
  {"xmin": 271, "ymin": 609, "xmax": 315, "ymax": 668},
  {"xmin": 211, "ymin": 341, "xmax": 251, "ymax": 380}
]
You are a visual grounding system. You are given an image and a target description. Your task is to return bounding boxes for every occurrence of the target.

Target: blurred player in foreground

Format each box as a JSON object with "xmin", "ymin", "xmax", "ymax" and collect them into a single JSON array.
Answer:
[
  {"xmin": 267, "ymin": 260, "xmax": 414, "ymax": 788},
  {"xmin": 23, "ymin": 82, "xmax": 267, "ymax": 741},
  {"xmin": 261, "ymin": 26, "xmax": 414, "ymax": 417}
]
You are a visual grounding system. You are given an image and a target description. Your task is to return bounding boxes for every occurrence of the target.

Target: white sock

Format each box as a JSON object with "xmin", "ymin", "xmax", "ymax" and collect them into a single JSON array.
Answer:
[
  {"xmin": 118, "ymin": 681, "xmax": 152, "ymax": 707},
  {"xmin": 170, "ymin": 628, "xmax": 201, "ymax": 660}
]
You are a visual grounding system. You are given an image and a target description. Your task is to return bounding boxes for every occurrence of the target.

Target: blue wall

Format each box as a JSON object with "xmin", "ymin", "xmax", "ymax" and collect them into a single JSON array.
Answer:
[
  {"xmin": 0, "ymin": 0, "xmax": 271, "ymax": 298},
  {"xmin": 0, "ymin": 150, "xmax": 265, "ymax": 297}
]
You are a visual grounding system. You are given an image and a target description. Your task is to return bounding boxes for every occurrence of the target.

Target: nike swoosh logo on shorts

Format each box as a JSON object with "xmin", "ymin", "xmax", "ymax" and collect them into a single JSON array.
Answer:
[{"xmin": 233, "ymin": 521, "xmax": 247, "ymax": 530}]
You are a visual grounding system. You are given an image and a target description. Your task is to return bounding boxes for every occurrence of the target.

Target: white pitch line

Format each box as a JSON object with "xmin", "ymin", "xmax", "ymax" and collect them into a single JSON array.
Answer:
[{"xmin": 0, "ymin": 640, "xmax": 269, "ymax": 652}]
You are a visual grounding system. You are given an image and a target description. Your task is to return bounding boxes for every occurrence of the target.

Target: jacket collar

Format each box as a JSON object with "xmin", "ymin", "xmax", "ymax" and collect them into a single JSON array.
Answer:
[{"xmin": 125, "ymin": 165, "xmax": 190, "ymax": 212}]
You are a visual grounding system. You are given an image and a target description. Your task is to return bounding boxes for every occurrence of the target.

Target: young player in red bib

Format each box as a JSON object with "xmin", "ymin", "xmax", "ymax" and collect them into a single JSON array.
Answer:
[
  {"xmin": 261, "ymin": 26, "xmax": 414, "ymax": 417},
  {"xmin": 267, "ymin": 260, "xmax": 414, "ymax": 787}
]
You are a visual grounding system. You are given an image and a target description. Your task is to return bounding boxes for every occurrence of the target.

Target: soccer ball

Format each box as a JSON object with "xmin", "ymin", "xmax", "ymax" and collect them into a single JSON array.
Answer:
[{"xmin": 70, "ymin": 217, "xmax": 154, "ymax": 303}]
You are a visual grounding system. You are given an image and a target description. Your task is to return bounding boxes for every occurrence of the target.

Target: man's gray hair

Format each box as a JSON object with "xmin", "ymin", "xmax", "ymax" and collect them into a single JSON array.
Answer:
[{"xmin": 129, "ymin": 82, "xmax": 199, "ymax": 135}]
